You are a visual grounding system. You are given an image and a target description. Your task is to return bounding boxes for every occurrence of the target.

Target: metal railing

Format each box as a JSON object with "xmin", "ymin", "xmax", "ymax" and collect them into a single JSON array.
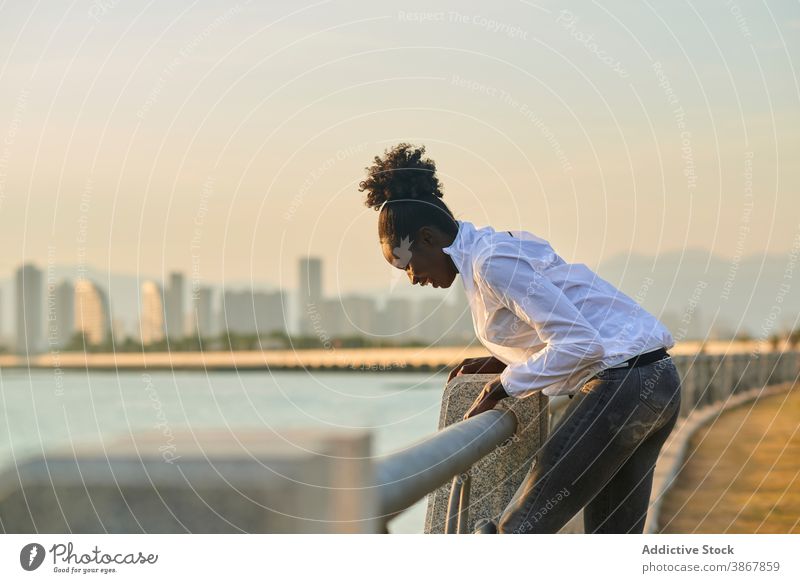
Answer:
[
  {"xmin": 370, "ymin": 351, "xmax": 800, "ymax": 534},
  {"xmin": 374, "ymin": 408, "xmax": 517, "ymax": 528},
  {"xmin": 444, "ymin": 473, "xmax": 471, "ymax": 533}
]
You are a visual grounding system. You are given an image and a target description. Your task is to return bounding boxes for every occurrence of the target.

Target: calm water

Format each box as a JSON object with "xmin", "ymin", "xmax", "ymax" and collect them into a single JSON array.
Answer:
[{"xmin": 0, "ymin": 368, "xmax": 448, "ymax": 533}]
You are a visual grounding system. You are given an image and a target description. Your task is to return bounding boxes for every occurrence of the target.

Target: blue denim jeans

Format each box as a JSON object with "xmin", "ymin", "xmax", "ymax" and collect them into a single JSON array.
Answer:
[{"xmin": 497, "ymin": 356, "xmax": 682, "ymax": 534}]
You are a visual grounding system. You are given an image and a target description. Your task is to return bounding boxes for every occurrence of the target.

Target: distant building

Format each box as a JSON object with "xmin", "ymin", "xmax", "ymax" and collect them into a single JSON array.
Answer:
[
  {"xmin": 53, "ymin": 280, "xmax": 75, "ymax": 348},
  {"xmin": 192, "ymin": 286, "xmax": 215, "ymax": 338},
  {"xmin": 220, "ymin": 289, "xmax": 287, "ymax": 336},
  {"xmin": 74, "ymin": 279, "xmax": 110, "ymax": 346},
  {"xmin": 378, "ymin": 298, "xmax": 416, "ymax": 343},
  {"xmin": 405, "ymin": 289, "xmax": 476, "ymax": 346},
  {"xmin": 164, "ymin": 272, "xmax": 185, "ymax": 340},
  {"xmin": 298, "ymin": 257, "xmax": 323, "ymax": 335},
  {"xmin": 416, "ymin": 297, "xmax": 450, "ymax": 345},
  {"xmin": 111, "ymin": 317, "xmax": 126, "ymax": 343},
  {"xmin": 446, "ymin": 285, "xmax": 476, "ymax": 344},
  {"xmin": 339, "ymin": 295, "xmax": 378, "ymax": 337},
  {"xmin": 254, "ymin": 291, "xmax": 288, "ymax": 337},
  {"xmin": 140, "ymin": 280, "xmax": 165, "ymax": 345},
  {"xmin": 318, "ymin": 298, "xmax": 345, "ymax": 339},
  {"xmin": 15, "ymin": 263, "xmax": 44, "ymax": 355},
  {"xmin": 219, "ymin": 290, "xmax": 246, "ymax": 336}
]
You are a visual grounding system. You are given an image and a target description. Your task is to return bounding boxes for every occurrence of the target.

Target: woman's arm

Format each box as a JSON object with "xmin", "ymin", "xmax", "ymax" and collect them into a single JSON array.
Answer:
[
  {"xmin": 447, "ymin": 356, "xmax": 507, "ymax": 383},
  {"xmin": 463, "ymin": 376, "xmax": 509, "ymax": 420},
  {"xmin": 475, "ymin": 253, "xmax": 605, "ymax": 399}
]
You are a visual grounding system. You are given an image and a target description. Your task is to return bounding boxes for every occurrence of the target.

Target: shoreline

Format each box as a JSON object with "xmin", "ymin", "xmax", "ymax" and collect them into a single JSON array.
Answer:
[{"xmin": 0, "ymin": 340, "xmax": 787, "ymax": 372}]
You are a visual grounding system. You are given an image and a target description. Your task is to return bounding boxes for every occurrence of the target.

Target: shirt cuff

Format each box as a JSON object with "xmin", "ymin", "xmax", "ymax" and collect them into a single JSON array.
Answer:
[{"xmin": 499, "ymin": 365, "xmax": 535, "ymax": 399}]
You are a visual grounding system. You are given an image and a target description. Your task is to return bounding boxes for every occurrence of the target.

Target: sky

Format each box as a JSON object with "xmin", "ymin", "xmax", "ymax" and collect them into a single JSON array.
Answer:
[{"xmin": 0, "ymin": 0, "xmax": 798, "ymax": 299}]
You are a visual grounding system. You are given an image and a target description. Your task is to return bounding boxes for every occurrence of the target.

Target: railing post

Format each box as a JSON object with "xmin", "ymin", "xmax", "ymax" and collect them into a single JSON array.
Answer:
[
  {"xmin": 424, "ymin": 374, "xmax": 548, "ymax": 534},
  {"xmin": 457, "ymin": 473, "xmax": 472, "ymax": 533},
  {"xmin": 444, "ymin": 473, "xmax": 472, "ymax": 534},
  {"xmin": 445, "ymin": 475, "xmax": 463, "ymax": 534},
  {"xmin": 731, "ymin": 353, "xmax": 745, "ymax": 394},
  {"xmin": 375, "ymin": 408, "xmax": 517, "ymax": 523},
  {"xmin": 673, "ymin": 355, "xmax": 693, "ymax": 418}
]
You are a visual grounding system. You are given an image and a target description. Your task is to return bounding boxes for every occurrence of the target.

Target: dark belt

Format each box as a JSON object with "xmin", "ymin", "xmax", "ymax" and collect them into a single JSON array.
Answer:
[
  {"xmin": 593, "ymin": 347, "xmax": 670, "ymax": 377},
  {"xmin": 567, "ymin": 347, "xmax": 671, "ymax": 398}
]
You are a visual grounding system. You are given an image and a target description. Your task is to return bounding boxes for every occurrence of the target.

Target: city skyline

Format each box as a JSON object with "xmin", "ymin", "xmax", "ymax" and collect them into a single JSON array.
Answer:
[
  {"xmin": 3, "ymin": 243, "xmax": 799, "ymax": 354},
  {"xmin": 2, "ymin": 255, "xmax": 478, "ymax": 354},
  {"xmin": 1, "ymin": 1, "xmax": 798, "ymax": 292}
]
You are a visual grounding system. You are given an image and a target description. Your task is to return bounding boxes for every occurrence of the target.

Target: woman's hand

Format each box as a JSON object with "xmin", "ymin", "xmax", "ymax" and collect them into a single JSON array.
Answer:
[
  {"xmin": 463, "ymin": 377, "xmax": 510, "ymax": 420},
  {"xmin": 447, "ymin": 356, "xmax": 507, "ymax": 383}
]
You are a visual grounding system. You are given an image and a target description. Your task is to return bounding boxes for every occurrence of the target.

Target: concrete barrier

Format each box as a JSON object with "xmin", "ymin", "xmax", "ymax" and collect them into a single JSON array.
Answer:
[
  {"xmin": 376, "ymin": 408, "xmax": 517, "ymax": 523},
  {"xmin": 0, "ymin": 429, "xmax": 376, "ymax": 533},
  {"xmin": 423, "ymin": 374, "xmax": 549, "ymax": 533}
]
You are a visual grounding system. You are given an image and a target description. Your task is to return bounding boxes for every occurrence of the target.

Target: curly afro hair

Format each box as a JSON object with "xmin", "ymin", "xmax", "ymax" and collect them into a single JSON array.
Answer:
[
  {"xmin": 359, "ymin": 143, "xmax": 457, "ymax": 246},
  {"xmin": 359, "ymin": 143, "xmax": 443, "ymax": 208}
]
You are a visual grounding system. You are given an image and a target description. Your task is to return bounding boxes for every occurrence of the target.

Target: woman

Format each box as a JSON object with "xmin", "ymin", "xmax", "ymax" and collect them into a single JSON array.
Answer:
[{"xmin": 360, "ymin": 143, "xmax": 682, "ymax": 534}]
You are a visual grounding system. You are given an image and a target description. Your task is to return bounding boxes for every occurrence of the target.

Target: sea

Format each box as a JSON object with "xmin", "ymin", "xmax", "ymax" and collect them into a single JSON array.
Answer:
[{"xmin": 0, "ymin": 368, "xmax": 448, "ymax": 533}]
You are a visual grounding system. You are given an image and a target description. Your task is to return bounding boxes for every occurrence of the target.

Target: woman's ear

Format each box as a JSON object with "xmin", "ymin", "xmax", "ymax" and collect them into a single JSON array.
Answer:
[{"xmin": 417, "ymin": 226, "xmax": 436, "ymax": 247}]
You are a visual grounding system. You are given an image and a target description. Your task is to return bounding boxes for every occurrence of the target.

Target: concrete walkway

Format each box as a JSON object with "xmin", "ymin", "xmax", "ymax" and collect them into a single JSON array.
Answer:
[{"xmin": 656, "ymin": 382, "xmax": 800, "ymax": 533}]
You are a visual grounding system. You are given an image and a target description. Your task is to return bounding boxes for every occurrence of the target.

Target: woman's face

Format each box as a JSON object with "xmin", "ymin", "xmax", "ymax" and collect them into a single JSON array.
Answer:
[{"xmin": 381, "ymin": 226, "xmax": 458, "ymax": 289}]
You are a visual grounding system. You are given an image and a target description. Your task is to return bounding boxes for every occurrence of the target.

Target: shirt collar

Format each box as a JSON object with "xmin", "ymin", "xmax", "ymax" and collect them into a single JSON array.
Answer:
[{"xmin": 442, "ymin": 219, "xmax": 477, "ymax": 275}]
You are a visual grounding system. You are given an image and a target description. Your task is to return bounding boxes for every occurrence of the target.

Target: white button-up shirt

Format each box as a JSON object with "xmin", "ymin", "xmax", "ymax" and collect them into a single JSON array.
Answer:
[{"xmin": 442, "ymin": 219, "xmax": 675, "ymax": 398}]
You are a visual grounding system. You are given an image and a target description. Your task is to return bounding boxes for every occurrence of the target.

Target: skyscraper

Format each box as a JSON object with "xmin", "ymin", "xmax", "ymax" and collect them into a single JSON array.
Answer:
[
  {"xmin": 219, "ymin": 289, "xmax": 287, "ymax": 337},
  {"xmin": 53, "ymin": 280, "xmax": 75, "ymax": 348},
  {"xmin": 192, "ymin": 286, "xmax": 215, "ymax": 338},
  {"xmin": 74, "ymin": 279, "xmax": 110, "ymax": 346},
  {"xmin": 140, "ymin": 280, "xmax": 165, "ymax": 345},
  {"xmin": 15, "ymin": 263, "xmax": 44, "ymax": 355},
  {"xmin": 164, "ymin": 271, "xmax": 185, "ymax": 340},
  {"xmin": 298, "ymin": 257, "xmax": 322, "ymax": 336},
  {"xmin": 253, "ymin": 290, "xmax": 288, "ymax": 337}
]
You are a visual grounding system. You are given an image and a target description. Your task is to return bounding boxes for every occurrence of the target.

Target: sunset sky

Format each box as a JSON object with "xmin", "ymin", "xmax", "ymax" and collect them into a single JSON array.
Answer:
[{"xmin": 1, "ymin": 0, "xmax": 798, "ymax": 298}]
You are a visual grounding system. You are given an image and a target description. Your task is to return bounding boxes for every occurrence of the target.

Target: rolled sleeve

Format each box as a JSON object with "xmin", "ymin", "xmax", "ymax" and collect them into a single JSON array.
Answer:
[{"xmin": 477, "ymin": 254, "xmax": 605, "ymax": 399}]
